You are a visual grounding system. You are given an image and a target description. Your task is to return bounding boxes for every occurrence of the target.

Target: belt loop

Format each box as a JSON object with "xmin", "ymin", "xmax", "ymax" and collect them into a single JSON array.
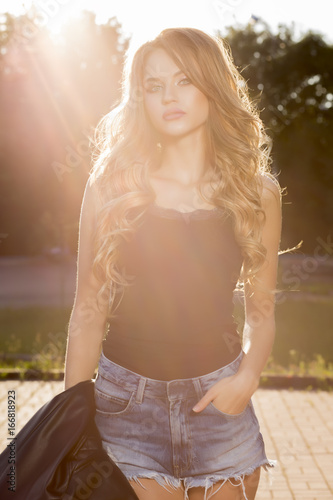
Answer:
[
  {"xmin": 193, "ymin": 379, "xmax": 203, "ymax": 400},
  {"xmin": 136, "ymin": 377, "xmax": 147, "ymax": 404}
]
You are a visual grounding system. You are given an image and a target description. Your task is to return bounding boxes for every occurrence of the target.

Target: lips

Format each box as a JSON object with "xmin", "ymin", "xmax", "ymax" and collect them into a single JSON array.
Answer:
[{"xmin": 162, "ymin": 109, "xmax": 186, "ymax": 120}]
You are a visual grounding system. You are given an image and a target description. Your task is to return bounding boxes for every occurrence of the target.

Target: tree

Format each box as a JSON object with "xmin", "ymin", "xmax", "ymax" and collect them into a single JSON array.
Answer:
[
  {"xmin": 225, "ymin": 22, "xmax": 333, "ymax": 251},
  {"xmin": 0, "ymin": 10, "xmax": 128, "ymax": 256}
]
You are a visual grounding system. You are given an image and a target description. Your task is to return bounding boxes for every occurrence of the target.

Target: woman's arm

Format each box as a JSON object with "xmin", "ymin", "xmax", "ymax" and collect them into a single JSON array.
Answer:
[
  {"xmin": 64, "ymin": 177, "xmax": 109, "ymax": 390},
  {"xmin": 234, "ymin": 176, "xmax": 282, "ymax": 402},
  {"xmin": 193, "ymin": 176, "xmax": 282, "ymax": 413}
]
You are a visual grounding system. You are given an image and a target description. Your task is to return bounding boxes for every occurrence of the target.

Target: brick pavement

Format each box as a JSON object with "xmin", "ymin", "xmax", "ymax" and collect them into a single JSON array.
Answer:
[{"xmin": 0, "ymin": 382, "xmax": 332, "ymax": 499}]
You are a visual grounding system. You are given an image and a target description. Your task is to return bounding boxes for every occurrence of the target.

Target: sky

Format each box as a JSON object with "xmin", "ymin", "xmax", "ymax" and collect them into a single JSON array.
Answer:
[{"xmin": 1, "ymin": 0, "xmax": 333, "ymax": 49}]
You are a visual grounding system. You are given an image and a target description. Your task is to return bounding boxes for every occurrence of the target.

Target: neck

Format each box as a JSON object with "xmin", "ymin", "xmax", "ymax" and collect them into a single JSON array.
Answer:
[{"xmin": 157, "ymin": 129, "xmax": 209, "ymax": 186}]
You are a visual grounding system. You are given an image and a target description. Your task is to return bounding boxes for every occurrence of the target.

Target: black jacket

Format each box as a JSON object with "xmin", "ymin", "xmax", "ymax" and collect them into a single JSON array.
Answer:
[{"xmin": 0, "ymin": 380, "xmax": 139, "ymax": 500}]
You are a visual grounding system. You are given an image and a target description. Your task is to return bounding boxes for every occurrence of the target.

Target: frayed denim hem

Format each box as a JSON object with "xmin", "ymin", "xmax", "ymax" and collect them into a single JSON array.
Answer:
[
  {"xmin": 124, "ymin": 459, "xmax": 276, "ymax": 500},
  {"xmin": 126, "ymin": 472, "xmax": 182, "ymax": 494},
  {"xmin": 183, "ymin": 459, "xmax": 276, "ymax": 500}
]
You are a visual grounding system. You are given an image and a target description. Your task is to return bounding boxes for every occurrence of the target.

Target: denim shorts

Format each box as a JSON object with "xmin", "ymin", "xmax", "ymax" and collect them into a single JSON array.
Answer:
[{"xmin": 94, "ymin": 349, "xmax": 274, "ymax": 500}]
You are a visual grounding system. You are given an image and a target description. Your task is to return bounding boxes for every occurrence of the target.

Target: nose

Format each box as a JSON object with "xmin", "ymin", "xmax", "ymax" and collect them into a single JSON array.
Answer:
[{"xmin": 161, "ymin": 82, "xmax": 177, "ymax": 104}]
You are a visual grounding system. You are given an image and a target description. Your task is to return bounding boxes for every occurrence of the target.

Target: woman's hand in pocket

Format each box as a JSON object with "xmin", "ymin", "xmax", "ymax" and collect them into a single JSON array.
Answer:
[{"xmin": 192, "ymin": 371, "xmax": 259, "ymax": 415}]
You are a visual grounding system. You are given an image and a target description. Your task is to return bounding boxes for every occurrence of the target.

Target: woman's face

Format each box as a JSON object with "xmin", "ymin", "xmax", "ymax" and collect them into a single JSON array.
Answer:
[{"xmin": 143, "ymin": 48, "xmax": 209, "ymax": 140}]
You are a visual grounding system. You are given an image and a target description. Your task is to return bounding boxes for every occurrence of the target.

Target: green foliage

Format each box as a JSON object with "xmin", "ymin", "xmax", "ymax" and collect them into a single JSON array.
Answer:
[
  {"xmin": 0, "ymin": 10, "xmax": 129, "ymax": 256},
  {"xmin": 263, "ymin": 351, "xmax": 333, "ymax": 377},
  {"xmin": 224, "ymin": 22, "xmax": 333, "ymax": 252},
  {"xmin": 0, "ymin": 307, "xmax": 71, "ymax": 357}
]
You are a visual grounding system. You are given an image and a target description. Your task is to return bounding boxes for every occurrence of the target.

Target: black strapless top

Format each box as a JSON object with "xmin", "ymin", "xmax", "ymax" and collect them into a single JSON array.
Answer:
[{"xmin": 103, "ymin": 203, "xmax": 243, "ymax": 380}]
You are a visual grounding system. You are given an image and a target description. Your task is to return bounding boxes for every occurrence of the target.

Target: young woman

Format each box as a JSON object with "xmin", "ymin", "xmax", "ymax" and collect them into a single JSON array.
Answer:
[{"xmin": 64, "ymin": 27, "xmax": 281, "ymax": 500}]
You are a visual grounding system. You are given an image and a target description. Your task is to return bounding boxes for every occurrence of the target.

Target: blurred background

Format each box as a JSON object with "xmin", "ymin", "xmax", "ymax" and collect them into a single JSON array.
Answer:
[{"xmin": 0, "ymin": 0, "xmax": 332, "ymax": 376}]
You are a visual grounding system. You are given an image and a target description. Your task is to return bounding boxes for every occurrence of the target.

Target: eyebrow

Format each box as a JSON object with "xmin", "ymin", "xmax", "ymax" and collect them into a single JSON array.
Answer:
[{"xmin": 144, "ymin": 70, "xmax": 185, "ymax": 84}]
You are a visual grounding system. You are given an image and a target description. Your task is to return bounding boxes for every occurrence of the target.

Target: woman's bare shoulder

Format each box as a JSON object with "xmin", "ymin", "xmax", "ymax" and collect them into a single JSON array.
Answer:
[
  {"xmin": 83, "ymin": 175, "xmax": 103, "ymax": 206},
  {"xmin": 259, "ymin": 173, "xmax": 281, "ymax": 208},
  {"xmin": 80, "ymin": 175, "xmax": 105, "ymax": 226}
]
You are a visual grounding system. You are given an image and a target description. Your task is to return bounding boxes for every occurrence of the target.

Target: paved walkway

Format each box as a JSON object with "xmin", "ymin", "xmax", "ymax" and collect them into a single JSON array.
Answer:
[{"xmin": 0, "ymin": 382, "xmax": 332, "ymax": 499}]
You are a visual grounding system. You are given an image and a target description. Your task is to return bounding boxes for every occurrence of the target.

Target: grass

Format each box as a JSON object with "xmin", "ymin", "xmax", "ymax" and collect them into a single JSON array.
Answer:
[
  {"xmin": 296, "ymin": 283, "xmax": 333, "ymax": 294},
  {"xmin": 264, "ymin": 352, "xmax": 333, "ymax": 378},
  {"xmin": 273, "ymin": 298, "xmax": 333, "ymax": 366},
  {"xmin": 0, "ymin": 307, "xmax": 71, "ymax": 372},
  {"xmin": 0, "ymin": 299, "xmax": 333, "ymax": 376}
]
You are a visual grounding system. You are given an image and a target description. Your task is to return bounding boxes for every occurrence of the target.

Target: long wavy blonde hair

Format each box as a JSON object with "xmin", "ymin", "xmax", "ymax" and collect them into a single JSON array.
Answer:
[{"xmin": 90, "ymin": 27, "xmax": 279, "ymax": 316}]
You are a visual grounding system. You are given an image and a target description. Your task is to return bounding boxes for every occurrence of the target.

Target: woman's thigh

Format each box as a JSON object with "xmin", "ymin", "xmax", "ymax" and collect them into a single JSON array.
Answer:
[
  {"xmin": 187, "ymin": 468, "xmax": 261, "ymax": 500},
  {"xmin": 129, "ymin": 469, "xmax": 260, "ymax": 499},
  {"xmin": 129, "ymin": 478, "xmax": 185, "ymax": 500}
]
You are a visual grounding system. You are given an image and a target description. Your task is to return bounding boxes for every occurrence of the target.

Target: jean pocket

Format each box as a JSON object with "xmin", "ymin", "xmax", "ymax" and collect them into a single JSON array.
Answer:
[
  {"xmin": 209, "ymin": 400, "xmax": 250, "ymax": 419},
  {"xmin": 95, "ymin": 375, "xmax": 135, "ymax": 416}
]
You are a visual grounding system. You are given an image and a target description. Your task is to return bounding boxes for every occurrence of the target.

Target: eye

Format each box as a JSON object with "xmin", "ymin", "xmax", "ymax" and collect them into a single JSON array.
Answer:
[
  {"xmin": 178, "ymin": 77, "xmax": 191, "ymax": 86},
  {"xmin": 145, "ymin": 82, "xmax": 163, "ymax": 93}
]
